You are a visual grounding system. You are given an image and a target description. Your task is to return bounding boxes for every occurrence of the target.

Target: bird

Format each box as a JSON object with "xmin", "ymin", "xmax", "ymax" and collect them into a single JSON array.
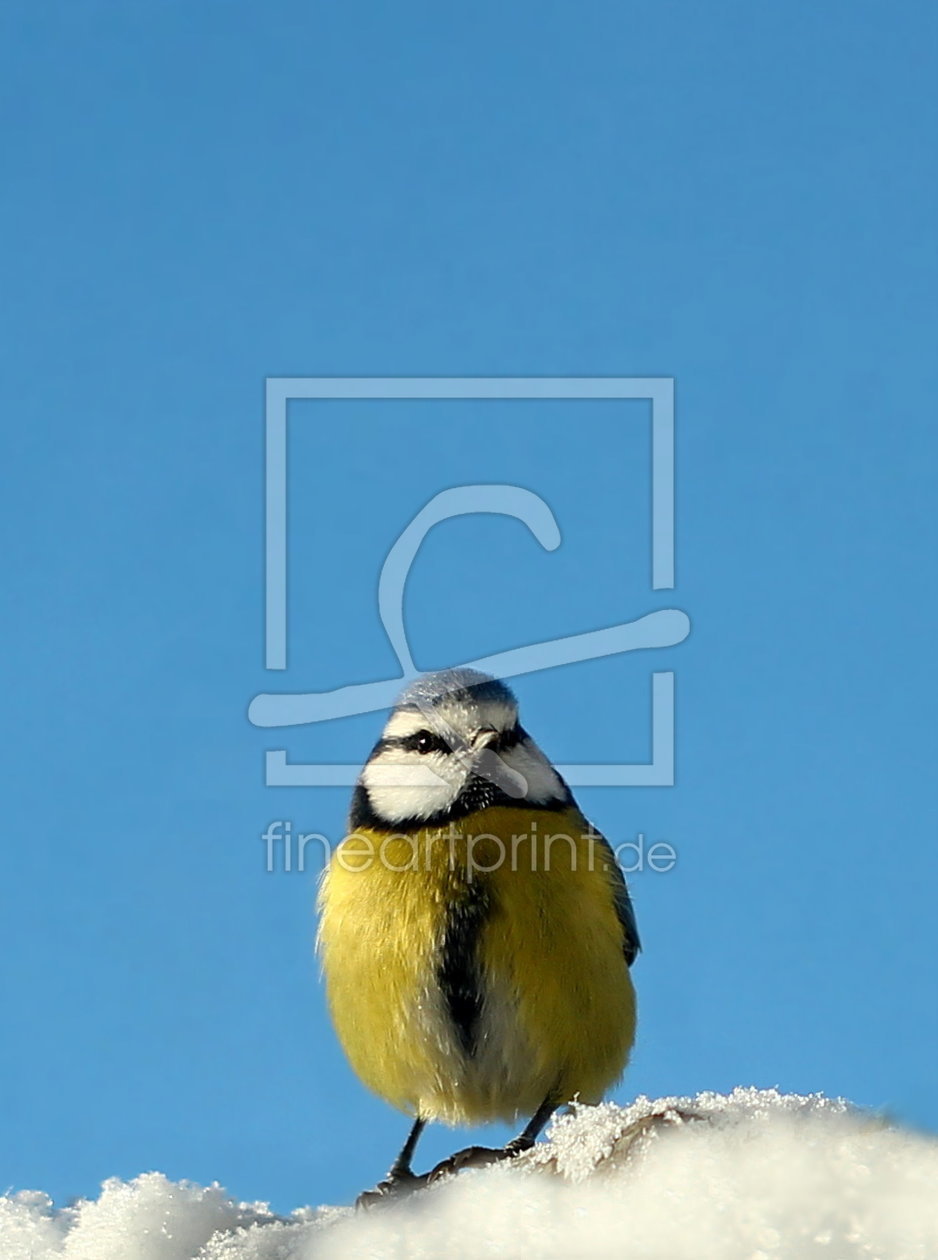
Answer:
[{"xmin": 317, "ymin": 668, "xmax": 640, "ymax": 1204}]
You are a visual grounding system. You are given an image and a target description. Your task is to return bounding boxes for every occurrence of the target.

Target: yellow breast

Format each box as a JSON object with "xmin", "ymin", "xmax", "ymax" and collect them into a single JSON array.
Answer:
[{"xmin": 317, "ymin": 804, "xmax": 636, "ymax": 1125}]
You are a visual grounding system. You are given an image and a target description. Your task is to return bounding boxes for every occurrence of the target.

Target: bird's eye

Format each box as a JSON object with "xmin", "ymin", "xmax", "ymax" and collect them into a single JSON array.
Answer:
[{"xmin": 413, "ymin": 730, "xmax": 445, "ymax": 754}]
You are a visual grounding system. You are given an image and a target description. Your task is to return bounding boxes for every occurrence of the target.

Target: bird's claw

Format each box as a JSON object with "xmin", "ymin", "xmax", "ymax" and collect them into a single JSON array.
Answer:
[
  {"xmin": 428, "ymin": 1144, "xmax": 517, "ymax": 1182},
  {"xmin": 356, "ymin": 1170, "xmax": 429, "ymax": 1209}
]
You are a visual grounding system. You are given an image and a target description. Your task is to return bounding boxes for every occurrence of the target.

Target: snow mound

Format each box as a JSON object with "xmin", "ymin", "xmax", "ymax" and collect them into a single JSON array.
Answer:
[{"xmin": 3, "ymin": 1088, "xmax": 937, "ymax": 1259}]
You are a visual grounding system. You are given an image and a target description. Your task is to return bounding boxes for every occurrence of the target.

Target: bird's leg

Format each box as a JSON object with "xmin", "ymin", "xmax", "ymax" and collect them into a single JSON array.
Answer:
[
  {"xmin": 356, "ymin": 1117, "xmax": 429, "ymax": 1208},
  {"xmin": 428, "ymin": 1096, "xmax": 557, "ymax": 1182}
]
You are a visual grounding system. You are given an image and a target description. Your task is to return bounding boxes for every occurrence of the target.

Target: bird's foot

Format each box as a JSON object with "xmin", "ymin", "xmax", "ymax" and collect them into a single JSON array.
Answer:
[
  {"xmin": 356, "ymin": 1169, "xmax": 430, "ymax": 1209},
  {"xmin": 428, "ymin": 1140, "xmax": 528, "ymax": 1183}
]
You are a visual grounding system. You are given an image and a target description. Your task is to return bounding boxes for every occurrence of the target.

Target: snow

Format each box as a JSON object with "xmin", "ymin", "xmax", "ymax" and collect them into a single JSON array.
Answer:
[{"xmin": 3, "ymin": 1089, "xmax": 937, "ymax": 1259}]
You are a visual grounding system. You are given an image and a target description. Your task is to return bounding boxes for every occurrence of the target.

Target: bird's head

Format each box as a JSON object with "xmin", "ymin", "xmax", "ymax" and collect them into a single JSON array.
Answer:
[{"xmin": 353, "ymin": 668, "xmax": 569, "ymax": 828}]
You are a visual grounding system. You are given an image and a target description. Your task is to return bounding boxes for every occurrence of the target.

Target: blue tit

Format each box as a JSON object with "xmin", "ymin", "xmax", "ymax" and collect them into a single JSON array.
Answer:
[{"xmin": 317, "ymin": 668, "xmax": 639, "ymax": 1202}]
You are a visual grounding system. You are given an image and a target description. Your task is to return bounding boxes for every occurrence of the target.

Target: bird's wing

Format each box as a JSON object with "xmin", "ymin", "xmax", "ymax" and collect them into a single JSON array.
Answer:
[{"xmin": 588, "ymin": 826, "xmax": 642, "ymax": 967}]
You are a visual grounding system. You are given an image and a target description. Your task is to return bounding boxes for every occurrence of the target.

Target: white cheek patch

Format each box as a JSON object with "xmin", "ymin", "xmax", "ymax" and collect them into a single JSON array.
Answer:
[
  {"xmin": 362, "ymin": 707, "xmax": 563, "ymax": 824},
  {"xmin": 499, "ymin": 738, "xmax": 566, "ymax": 805},
  {"xmin": 363, "ymin": 760, "xmax": 451, "ymax": 789},
  {"xmin": 361, "ymin": 752, "xmax": 463, "ymax": 825}
]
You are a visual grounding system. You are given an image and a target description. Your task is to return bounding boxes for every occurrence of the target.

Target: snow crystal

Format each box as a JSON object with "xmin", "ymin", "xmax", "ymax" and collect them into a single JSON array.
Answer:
[{"xmin": 3, "ymin": 1090, "xmax": 936, "ymax": 1259}]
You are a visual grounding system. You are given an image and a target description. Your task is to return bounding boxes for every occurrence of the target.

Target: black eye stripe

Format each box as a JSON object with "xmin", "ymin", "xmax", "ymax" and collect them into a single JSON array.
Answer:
[
  {"xmin": 490, "ymin": 724, "xmax": 524, "ymax": 752},
  {"xmin": 372, "ymin": 723, "xmax": 523, "ymax": 759},
  {"xmin": 376, "ymin": 731, "xmax": 452, "ymax": 755},
  {"xmin": 407, "ymin": 730, "xmax": 451, "ymax": 755}
]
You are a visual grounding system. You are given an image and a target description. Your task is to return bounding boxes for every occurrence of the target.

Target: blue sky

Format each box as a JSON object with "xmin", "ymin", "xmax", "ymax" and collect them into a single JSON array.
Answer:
[{"xmin": 2, "ymin": 0, "xmax": 936, "ymax": 1214}]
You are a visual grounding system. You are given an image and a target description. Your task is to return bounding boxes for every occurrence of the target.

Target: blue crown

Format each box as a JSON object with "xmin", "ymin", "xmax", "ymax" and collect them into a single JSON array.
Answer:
[{"xmin": 396, "ymin": 669, "xmax": 516, "ymax": 711}]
